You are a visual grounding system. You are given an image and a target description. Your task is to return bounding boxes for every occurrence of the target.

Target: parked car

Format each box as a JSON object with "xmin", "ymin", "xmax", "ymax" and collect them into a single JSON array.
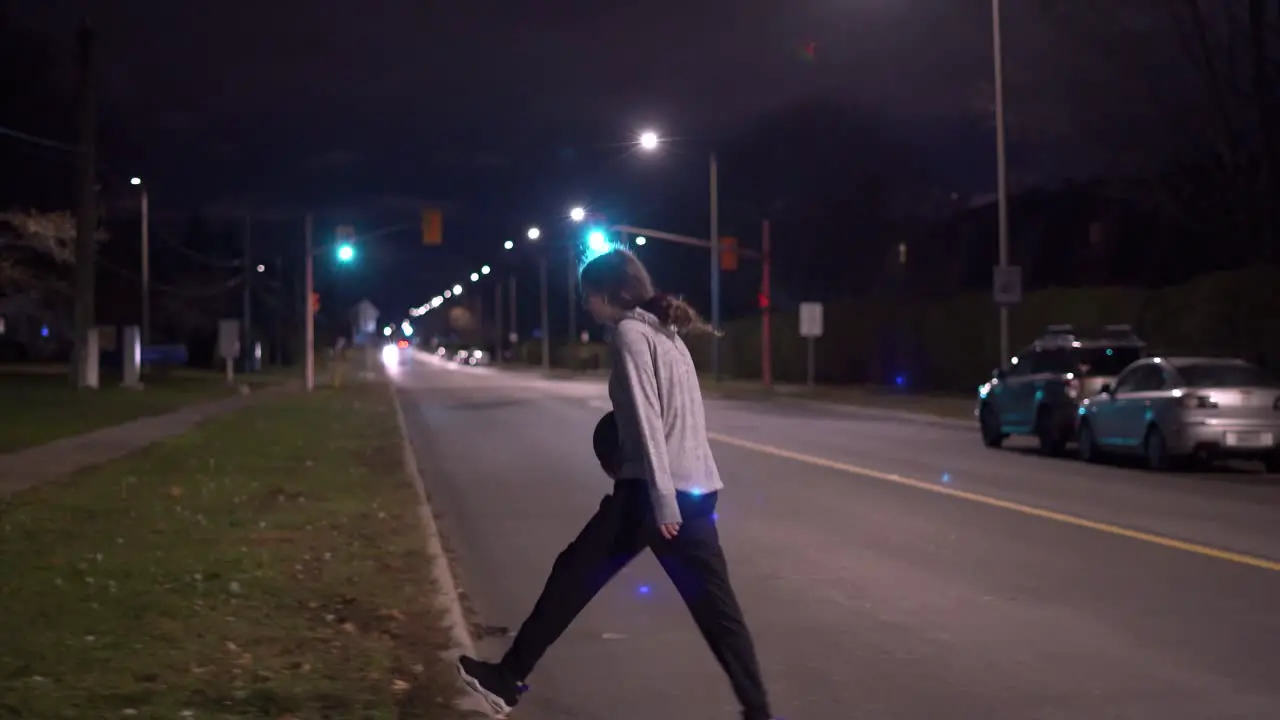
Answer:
[
  {"xmin": 978, "ymin": 324, "xmax": 1145, "ymax": 454},
  {"xmin": 1076, "ymin": 356, "xmax": 1280, "ymax": 472}
]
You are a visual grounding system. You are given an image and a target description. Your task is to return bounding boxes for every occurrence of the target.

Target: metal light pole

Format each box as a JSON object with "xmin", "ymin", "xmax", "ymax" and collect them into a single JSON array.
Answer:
[
  {"xmin": 538, "ymin": 255, "xmax": 550, "ymax": 372},
  {"xmin": 992, "ymin": 0, "xmax": 1012, "ymax": 364},
  {"xmin": 130, "ymin": 178, "xmax": 151, "ymax": 347}
]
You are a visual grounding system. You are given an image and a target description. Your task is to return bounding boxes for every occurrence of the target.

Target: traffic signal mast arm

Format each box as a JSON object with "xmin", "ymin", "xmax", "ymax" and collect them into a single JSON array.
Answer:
[{"xmin": 609, "ymin": 224, "xmax": 762, "ymax": 259}]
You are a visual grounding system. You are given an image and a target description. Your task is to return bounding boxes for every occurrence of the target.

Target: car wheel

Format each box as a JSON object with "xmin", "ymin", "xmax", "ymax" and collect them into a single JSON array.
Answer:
[
  {"xmin": 1036, "ymin": 407, "xmax": 1066, "ymax": 455},
  {"xmin": 1143, "ymin": 425, "xmax": 1173, "ymax": 472},
  {"xmin": 980, "ymin": 404, "xmax": 1004, "ymax": 448},
  {"xmin": 1264, "ymin": 454, "xmax": 1280, "ymax": 474},
  {"xmin": 1077, "ymin": 420, "xmax": 1100, "ymax": 463}
]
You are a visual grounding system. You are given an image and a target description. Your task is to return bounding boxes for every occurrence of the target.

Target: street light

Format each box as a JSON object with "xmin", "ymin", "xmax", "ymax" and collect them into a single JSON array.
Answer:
[
  {"xmin": 569, "ymin": 206, "xmax": 586, "ymax": 222},
  {"xmin": 444, "ymin": 290, "xmax": 452, "ymax": 299},
  {"xmin": 481, "ymin": 265, "xmax": 491, "ymax": 274},
  {"xmin": 130, "ymin": 177, "xmax": 151, "ymax": 347},
  {"xmin": 452, "ymin": 284, "xmax": 463, "ymax": 294},
  {"xmin": 471, "ymin": 272, "xmax": 480, "ymax": 282},
  {"xmin": 637, "ymin": 126, "xmax": 723, "ymax": 380},
  {"xmin": 635, "ymin": 236, "xmax": 647, "ymax": 246},
  {"xmin": 504, "ymin": 240, "xmax": 515, "ymax": 250},
  {"xmin": 527, "ymin": 226, "xmax": 541, "ymax": 241}
]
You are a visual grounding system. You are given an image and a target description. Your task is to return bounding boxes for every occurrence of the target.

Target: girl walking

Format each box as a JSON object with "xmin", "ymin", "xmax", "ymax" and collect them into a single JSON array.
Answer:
[{"xmin": 456, "ymin": 248, "xmax": 774, "ymax": 719}]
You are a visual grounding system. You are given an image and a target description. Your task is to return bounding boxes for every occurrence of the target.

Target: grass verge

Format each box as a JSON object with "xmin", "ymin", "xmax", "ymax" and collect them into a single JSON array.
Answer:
[
  {"xmin": 0, "ymin": 381, "xmax": 466, "ymax": 719},
  {"xmin": 0, "ymin": 370, "xmax": 291, "ymax": 454}
]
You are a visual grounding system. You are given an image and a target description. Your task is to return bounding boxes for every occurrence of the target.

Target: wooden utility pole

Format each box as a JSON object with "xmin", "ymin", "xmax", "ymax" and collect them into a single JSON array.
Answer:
[{"xmin": 73, "ymin": 20, "xmax": 98, "ymax": 388}]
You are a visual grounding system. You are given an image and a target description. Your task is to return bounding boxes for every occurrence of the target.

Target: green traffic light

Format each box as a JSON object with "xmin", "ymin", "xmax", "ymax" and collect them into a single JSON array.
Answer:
[{"xmin": 336, "ymin": 244, "xmax": 355, "ymax": 262}]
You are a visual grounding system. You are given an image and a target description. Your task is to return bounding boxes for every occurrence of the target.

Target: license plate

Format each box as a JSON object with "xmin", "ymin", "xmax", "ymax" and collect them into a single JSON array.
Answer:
[{"xmin": 1224, "ymin": 431, "xmax": 1274, "ymax": 448}]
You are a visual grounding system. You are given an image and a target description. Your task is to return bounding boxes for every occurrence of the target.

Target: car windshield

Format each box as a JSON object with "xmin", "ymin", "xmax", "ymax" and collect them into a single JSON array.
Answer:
[
  {"xmin": 1032, "ymin": 346, "xmax": 1142, "ymax": 376},
  {"xmin": 1175, "ymin": 363, "xmax": 1278, "ymax": 388},
  {"xmin": 1075, "ymin": 347, "xmax": 1143, "ymax": 376}
]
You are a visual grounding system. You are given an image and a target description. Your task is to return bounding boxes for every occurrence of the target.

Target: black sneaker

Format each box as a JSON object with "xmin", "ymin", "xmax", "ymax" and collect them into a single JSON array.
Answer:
[{"xmin": 456, "ymin": 655, "xmax": 522, "ymax": 715}]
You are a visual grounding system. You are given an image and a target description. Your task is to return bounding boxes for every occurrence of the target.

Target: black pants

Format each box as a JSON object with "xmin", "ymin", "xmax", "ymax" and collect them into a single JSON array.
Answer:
[{"xmin": 501, "ymin": 480, "xmax": 772, "ymax": 719}]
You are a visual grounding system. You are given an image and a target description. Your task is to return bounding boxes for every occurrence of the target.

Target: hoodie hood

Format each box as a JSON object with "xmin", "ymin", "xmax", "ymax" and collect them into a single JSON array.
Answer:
[{"xmin": 616, "ymin": 307, "xmax": 676, "ymax": 338}]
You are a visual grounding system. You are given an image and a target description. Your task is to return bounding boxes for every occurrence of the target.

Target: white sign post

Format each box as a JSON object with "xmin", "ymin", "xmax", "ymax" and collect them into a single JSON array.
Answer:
[
  {"xmin": 218, "ymin": 319, "xmax": 241, "ymax": 385},
  {"xmin": 799, "ymin": 302, "xmax": 824, "ymax": 387}
]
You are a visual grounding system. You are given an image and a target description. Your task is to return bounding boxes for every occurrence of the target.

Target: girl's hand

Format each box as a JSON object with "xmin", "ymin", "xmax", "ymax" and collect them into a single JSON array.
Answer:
[{"xmin": 659, "ymin": 522, "xmax": 682, "ymax": 540}]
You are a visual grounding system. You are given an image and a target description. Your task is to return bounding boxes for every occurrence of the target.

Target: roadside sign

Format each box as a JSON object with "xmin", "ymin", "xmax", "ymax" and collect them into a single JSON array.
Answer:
[
  {"xmin": 217, "ymin": 319, "xmax": 241, "ymax": 360},
  {"xmin": 993, "ymin": 265, "xmax": 1022, "ymax": 305},
  {"xmin": 799, "ymin": 302, "xmax": 824, "ymax": 338}
]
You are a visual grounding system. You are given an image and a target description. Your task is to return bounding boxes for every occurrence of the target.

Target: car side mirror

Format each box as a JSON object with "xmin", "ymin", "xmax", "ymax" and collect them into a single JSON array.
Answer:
[{"xmin": 1099, "ymin": 383, "xmax": 1113, "ymax": 395}]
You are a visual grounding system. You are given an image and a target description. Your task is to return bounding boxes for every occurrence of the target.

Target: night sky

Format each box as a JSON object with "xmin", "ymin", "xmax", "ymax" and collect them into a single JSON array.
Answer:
[{"xmin": 8, "ymin": 0, "xmax": 1153, "ymax": 326}]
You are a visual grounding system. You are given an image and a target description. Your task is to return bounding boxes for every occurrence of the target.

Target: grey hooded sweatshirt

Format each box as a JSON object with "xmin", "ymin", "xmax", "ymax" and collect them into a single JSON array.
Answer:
[{"xmin": 608, "ymin": 307, "xmax": 723, "ymax": 524}]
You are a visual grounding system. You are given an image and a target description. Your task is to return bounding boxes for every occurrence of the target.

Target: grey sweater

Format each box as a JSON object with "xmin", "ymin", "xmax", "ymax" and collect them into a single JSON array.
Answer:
[{"xmin": 608, "ymin": 308, "xmax": 723, "ymax": 524}]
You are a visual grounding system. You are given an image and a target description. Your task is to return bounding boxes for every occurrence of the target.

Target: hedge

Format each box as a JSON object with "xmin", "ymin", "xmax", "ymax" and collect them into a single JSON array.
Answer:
[{"xmin": 510, "ymin": 267, "xmax": 1280, "ymax": 394}]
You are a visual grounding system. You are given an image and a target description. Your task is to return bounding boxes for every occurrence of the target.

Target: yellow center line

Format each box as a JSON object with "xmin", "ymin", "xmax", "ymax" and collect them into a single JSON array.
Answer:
[{"xmin": 707, "ymin": 432, "xmax": 1280, "ymax": 573}]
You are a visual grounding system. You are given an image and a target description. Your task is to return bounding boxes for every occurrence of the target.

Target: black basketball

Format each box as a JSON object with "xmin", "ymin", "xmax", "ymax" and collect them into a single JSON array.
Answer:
[{"xmin": 592, "ymin": 411, "xmax": 621, "ymax": 476}]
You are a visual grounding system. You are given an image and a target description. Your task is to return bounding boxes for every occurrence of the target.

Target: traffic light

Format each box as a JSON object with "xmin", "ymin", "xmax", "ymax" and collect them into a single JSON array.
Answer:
[
  {"xmin": 310, "ymin": 292, "xmax": 320, "ymax": 314},
  {"xmin": 719, "ymin": 236, "xmax": 739, "ymax": 271},
  {"xmin": 758, "ymin": 292, "xmax": 770, "ymax": 310},
  {"xmin": 336, "ymin": 243, "xmax": 355, "ymax": 262},
  {"xmin": 422, "ymin": 208, "xmax": 442, "ymax": 245}
]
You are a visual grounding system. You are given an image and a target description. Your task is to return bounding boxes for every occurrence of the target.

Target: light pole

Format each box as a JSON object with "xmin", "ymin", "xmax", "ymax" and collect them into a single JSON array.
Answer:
[
  {"xmin": 527, "ymin": 226, "xmax": 551, "ymax": 372},
  {"xmin": 992, "ymin": 0, "xmax": 1011, "ymax": 364},
  {"xmin": 637, "ymin": 131, "xmax": 722, "ymax": 381},
  {"xmin": 130, "ymin": 177, "xmax": 150, "ymax": 348}
]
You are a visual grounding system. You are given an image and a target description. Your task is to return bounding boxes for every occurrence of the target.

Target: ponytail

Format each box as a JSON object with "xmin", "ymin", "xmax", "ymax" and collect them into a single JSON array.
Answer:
[{"xmin": 640, "ymin": 293, "xmax": 720, "ymax": 336}]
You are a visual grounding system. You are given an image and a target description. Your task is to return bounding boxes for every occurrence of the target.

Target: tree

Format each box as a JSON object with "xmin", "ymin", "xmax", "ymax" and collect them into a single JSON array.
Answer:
[
  {"xmin": 0, "ymin": 209, "xmax": 105, "ymax": 296},
  {"xmin": 1003, "ymin": 1, "xmax": 1280, "ymax": 267}
]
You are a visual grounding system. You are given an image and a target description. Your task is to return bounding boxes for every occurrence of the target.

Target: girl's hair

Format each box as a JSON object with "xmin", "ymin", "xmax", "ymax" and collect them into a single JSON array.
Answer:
[{"xmin": 579, "ymin": 248, "xmax": 719, "ymax": 335}]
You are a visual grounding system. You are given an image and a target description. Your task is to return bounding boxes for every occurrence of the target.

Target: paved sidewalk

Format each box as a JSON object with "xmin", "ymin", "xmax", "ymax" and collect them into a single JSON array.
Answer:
[{"xmin": 0, "ymin": 382, "xmax": 299, "ymax": 496}]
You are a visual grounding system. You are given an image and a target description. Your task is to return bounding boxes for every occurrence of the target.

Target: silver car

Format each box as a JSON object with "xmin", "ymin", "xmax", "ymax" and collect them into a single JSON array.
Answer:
[{"xmin": 1076, "ymin": 356, "xmax": 1280, "ymax": 472}]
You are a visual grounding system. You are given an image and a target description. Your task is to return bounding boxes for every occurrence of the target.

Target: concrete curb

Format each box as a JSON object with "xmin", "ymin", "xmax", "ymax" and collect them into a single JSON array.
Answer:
[{"xmin": 386, "ymin": 381, "xmax": 493, "ymax": 716}]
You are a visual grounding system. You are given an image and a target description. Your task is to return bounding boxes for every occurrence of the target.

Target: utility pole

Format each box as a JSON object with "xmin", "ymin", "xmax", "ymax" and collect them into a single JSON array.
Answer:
[
  {"xmin": 72, "ymin": 19, "xmax": 98, "ymax": 389},
  {"xmin": 760, "ymin": 219, "xmax": 772, "ymax": 390},
  {"xmin": 709, "ymin": 153, "xmax": 722, "ymax": 382},
  {"xmin": 140, "ymin": 188, "xmax": 150, "ymax": 347},
  {"xmin": 274, "ymin": 252, "xmax": 283, "ymax": 365},
  {"xmin": 304, "ymin": 213, "xmax": 315, "ymax": 391},
  {"xmin": 242, "ymin": 213, "xmax": 253, "ymax": 372},
  {"xmin": 992, "ymin": 0, "xmax": 1012, "ymax": 364}
]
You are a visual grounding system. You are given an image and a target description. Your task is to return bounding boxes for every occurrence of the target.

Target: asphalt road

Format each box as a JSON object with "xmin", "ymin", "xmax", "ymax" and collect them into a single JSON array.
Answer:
[{"xmin": 391, "ymin": 351, "xmax": 1280, "ymax": 720}]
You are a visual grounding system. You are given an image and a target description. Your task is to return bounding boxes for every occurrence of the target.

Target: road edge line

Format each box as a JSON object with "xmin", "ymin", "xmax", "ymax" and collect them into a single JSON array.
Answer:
[{"xmin": 387, "ymin": 379, "xmax": 492, "ymax": 714}]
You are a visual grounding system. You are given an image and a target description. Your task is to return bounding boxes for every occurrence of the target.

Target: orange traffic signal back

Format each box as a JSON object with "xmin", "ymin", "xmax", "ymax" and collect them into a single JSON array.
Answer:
[{"xmin": 719, "ymin": 236, "xmax": 739, "ymax": 271}]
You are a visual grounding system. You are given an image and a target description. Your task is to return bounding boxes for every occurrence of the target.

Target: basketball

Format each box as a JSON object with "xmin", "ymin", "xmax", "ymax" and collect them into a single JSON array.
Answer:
[{"xmin": 592, "ymin": 411, "xmax": 621, "ymax": 477}]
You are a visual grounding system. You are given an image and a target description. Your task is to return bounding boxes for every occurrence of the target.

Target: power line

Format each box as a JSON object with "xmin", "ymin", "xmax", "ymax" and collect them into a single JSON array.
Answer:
[
  {"xmin": 0, "ymin": 124, "xmax": 77, "ymax": 153},
  {"xmin": 98, "ymin": 257, "xmax": 246, "ymax": 296}
]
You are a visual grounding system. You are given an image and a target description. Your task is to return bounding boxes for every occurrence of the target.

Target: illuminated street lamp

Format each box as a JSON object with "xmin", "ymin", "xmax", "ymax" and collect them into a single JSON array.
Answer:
[
  {"xmin": 504, "ymin": 240, "xmax": 515, "ymax": 250},
  {"xmin": 569, "ymin": 206, "xmax": 586, "ymax": 222},
  {"xmin": 527, "ymin": 226, "xmax": 541, "ymax": 241},
  {"xmin": 470, "ymin": 272, "xmax": 480, "ymax": 282},
  {"xmin": 452, "ymin": 284, "xmax": 463, "ymax": 294},
  {"xmin": 637, "ymin": 125, "xmax": 723, "ymax": 380},
  {"xmin": 481, "ymin": 265, "xmax": 491, "ymax": 274},
  {"xmin": 444, "ymin": 290, "xmax": 452, "ymax": 299},
  {"xmin": 635, "ymin": 236, "xmax": 647, "ymax": 246}
]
